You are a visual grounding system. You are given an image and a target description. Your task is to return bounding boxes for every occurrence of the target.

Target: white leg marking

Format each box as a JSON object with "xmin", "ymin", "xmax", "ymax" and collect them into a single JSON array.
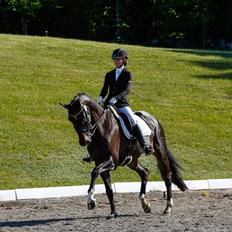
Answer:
[
  {"xmin": 139, "ymin": 194, "xmax": 145, "ymax": 201},
  {"xmin": 140, "ymin": 194, "xmax": 151, "ymax": 213},
  {"xmin": 167, "ymin": 198, "xmax": 173, "ymax": 207},
  {"xmin": 88, "ymin": 190, "xmax": 96, "ymax": 203},
  {"xmin": 87, "ymin": 190, "xmax": 97, "ymax": 210}
]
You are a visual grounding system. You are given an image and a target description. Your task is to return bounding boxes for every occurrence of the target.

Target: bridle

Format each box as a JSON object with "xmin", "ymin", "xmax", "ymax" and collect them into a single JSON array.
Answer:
[{"xmin": 69, "ymin": 104, "xmax": 105, "ymax": 138}]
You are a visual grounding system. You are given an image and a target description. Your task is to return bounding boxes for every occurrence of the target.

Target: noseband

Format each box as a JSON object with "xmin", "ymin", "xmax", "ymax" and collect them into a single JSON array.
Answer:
[{"xmin": 69, "ymin": 104, "xmax": 105, "ymax": 138}]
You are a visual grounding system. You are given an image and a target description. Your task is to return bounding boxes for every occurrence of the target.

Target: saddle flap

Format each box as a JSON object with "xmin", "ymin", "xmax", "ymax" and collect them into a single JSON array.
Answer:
[
  {"xmin": 108, "ymin": 106, "xmax": 151, "ymax": 140},
  {"xmin": 108, "ymin": 106, "xmax": 133, "ymax": 140}
]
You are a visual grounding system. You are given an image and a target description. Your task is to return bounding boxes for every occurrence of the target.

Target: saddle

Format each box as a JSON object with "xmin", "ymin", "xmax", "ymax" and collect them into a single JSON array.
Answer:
[{"xmin": 108, "ymin": 106, "xmax": 151, "ymax": 141}]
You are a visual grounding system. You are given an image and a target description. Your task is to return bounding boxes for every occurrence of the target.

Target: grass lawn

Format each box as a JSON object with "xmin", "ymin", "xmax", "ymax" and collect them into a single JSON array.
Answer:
[{"xmin": 0, "ymin": 34, "xmax": 231, "ymax": 189}]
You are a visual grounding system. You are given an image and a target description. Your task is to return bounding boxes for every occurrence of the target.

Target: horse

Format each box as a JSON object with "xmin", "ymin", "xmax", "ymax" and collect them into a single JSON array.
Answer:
[{"xmin": 61, "ymin": 92, "xmax": 188, "ymax": 219}]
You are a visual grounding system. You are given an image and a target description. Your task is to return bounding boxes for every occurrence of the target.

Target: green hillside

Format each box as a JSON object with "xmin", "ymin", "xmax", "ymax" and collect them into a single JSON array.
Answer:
[{"xmin": 0, "ymin": 34, "xmax": 231, "ymax": 189}]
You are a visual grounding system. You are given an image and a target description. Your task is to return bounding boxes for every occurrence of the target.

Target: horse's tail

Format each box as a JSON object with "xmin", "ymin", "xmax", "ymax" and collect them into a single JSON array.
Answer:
[{"xmin": 167, "ymin": 150, "xmax": 188, "ymax": 191}]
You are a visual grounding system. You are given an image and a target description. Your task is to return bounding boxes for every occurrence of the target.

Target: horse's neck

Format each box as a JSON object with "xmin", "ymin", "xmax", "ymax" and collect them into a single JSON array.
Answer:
[{"xmin": 88, "ymin": 101, "xmax": 104, "ymax": 122}]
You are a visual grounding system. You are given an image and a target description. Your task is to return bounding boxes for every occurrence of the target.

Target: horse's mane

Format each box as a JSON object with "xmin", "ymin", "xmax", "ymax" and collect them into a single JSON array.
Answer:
[
  {"xmin": 72, "ymin": 92, "xmax": 102, "ymax": 110},
  {"xmin": 75, "ymin": 92, "xmax": 96, "ymax": 102}
]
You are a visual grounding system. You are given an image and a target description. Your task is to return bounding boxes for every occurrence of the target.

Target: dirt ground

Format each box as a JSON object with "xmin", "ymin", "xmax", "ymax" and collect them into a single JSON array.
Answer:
[{"xmin": 0, "ymin": 189, "xmax": 232, "ymax": 232}]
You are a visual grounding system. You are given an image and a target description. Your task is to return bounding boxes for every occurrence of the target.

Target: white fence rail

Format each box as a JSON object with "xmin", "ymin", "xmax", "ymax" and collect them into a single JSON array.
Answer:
[{"xmin": 0, "ymin": 179, "xmax": 231, "ymax": 201}]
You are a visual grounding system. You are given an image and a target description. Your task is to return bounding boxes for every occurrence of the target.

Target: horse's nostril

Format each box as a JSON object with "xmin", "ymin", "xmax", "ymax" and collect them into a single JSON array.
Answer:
[
  {"xmin": 85, "ymin": 137, "xmax": 91, "ymax": 146},
  {"xmin": 79, "ymin": 141, "xmax": 85, "ymax": 146},
  {"xmin": 78, "ymin": 134, "xmax": 91, "ymax": 147}
]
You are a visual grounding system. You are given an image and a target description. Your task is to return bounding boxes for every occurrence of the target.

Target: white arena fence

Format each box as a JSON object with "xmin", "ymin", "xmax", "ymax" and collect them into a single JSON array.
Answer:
[{"xmin": 0, "ymin": 179, "xmax": 231, "ymax": 201}]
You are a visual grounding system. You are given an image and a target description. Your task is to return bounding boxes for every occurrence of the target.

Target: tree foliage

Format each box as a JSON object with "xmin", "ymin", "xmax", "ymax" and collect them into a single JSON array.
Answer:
[
  {"xmin": 0, "ymin": 0, "xmax": 231, "ymax": 48},
  {"xmin": 6, "ymin": 0, "xmax": 41, "ymax": 16}
]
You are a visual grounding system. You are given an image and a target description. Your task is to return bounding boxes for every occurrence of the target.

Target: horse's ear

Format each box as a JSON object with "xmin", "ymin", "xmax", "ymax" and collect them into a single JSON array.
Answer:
[
  {"xmin": 77, "ymin": 92, "xmax": 85, "ymax": 96},
  {"xmin": 59, "ymin": 103, "xmax": 70, "ymax": 110}
]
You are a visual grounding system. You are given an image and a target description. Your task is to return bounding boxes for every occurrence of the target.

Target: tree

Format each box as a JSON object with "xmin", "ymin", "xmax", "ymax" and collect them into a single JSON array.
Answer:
[
  {"xmin": 5, "ymin": 0, "xmax": 41, "ymax": 34},
  {"xmin": 0, "ymin": 0, "xmax": 231, "ymax": 48}
]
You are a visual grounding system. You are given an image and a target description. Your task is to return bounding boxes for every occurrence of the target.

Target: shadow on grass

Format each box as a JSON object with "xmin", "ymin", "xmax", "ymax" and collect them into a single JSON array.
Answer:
[
  {"xmin": 195, "ymin": 72, "xmax": 232, "ymax": 80},
  {"xmin": 0, "ymin": 214, "xmax": 137, "ymax": 227},
  {"xmin": 190, "ymin": 60, "xmax": 232, "ymax": 71},
  {"xmin": 167, "ymin": 49, "xmax": 232, "ymax": 59},
  {"xmin": 167, "ymin": 49, "xmax": 232, "ymax": 80},
  {"xmin": 184, "ymin": 59, "xmax": 232, "ymax": 80}
]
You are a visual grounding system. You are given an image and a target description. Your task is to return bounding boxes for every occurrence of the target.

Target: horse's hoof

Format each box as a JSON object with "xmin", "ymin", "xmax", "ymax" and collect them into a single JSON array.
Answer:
[
  {"xmin": 163, "ymin": 206, "xmax": 172, "ymax": 215},
  {"xmin": 142, "ymin": 201, "xmax": 151, "ymax": 213},
  {"xmin": 140, "ymin": 195, "xmax": 151, "ymax": 213},
  {"xmin": 87, "ymin": 199, "xmax": 97, "ymax": 210},
  {"xmin": 106, "ymin": 211, "xmax": 118, "ymax": 220}
]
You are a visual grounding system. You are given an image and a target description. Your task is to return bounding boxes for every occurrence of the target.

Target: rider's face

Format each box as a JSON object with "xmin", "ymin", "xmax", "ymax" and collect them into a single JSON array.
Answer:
[{"xmin": 113, "ymin": 58, "xmax": 124, "ymax": 68}]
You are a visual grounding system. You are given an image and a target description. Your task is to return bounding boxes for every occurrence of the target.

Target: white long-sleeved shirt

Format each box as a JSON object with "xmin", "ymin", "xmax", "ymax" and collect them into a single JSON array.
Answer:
[{"xmin": 115, "ymin": 65, "xmax": 124, "ymax": 81}]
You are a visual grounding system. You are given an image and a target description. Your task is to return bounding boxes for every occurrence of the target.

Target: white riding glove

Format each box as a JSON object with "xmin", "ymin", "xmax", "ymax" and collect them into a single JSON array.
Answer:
[
  {"xmin": 109, "ymin": 97, "xmax": 117, "ymax": 105},
  {"xmin": 97, "ymin": 96, "xmax": 103, "ymax": 104}
]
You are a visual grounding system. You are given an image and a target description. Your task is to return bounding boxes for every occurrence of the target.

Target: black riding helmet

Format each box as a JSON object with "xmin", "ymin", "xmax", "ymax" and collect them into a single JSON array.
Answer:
[{"xmin": 112, "ymin": 48, "xmax": 128, "ymax": 66}]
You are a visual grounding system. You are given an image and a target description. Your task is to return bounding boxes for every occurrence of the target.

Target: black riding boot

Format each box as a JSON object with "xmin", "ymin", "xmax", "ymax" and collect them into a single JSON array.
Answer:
[{"xmin": 133, "ymin": 124, "xmax": 153, "ymax": 155}]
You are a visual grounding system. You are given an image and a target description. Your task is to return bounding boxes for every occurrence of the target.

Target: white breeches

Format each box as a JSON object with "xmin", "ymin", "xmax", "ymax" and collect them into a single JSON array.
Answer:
[{"xmin": 117, "ymin": 106, "xmax": 137, "ymax": 127}]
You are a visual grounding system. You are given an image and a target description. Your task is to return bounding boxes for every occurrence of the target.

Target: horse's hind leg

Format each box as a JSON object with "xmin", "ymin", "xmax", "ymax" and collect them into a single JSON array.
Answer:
[
  {"xmin": 128, "ymin": 159, "xmax": 151, "ymax": 213},
  {"xmin": 155, "ymin": 146, "xmax": 173, "ymax": 214},
  {"xmin": 153, "ymin": 132, "xmax": 173, "ymax": 214},
  {"xmin": 157, "ymin": 158, "xmax": 173, "ymax": 214},
  {"xmin": 157, "ymin": 149, "xmax": 188, "ymax": 214},
  {"xmin": 100, "ymin": 171, "xmax": 117, "ymax": 219}
]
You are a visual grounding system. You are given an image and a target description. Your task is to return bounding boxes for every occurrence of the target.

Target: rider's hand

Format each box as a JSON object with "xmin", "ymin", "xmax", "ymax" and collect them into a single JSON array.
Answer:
[
  {"xmin": 97, "ymin": 96, "xmax": 103, "ymax": 105},
  {"xmin": 109, "ymin": 97, "xmax": 117, "ymax": 105}
]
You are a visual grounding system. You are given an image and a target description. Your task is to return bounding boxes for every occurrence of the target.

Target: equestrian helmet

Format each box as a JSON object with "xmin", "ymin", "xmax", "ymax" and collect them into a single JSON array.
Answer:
[{"xmin": 112, "ymin": 48, "xmax": 128, "ymax": 65}]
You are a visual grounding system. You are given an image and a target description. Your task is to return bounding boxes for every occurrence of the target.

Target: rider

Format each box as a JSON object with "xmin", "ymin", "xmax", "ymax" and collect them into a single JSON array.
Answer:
[{"xmin": 83, "ymin": 48, "xmax": 152, "ymax": 162}]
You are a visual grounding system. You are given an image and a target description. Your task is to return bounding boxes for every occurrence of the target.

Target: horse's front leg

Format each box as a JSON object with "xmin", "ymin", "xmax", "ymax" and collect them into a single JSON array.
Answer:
[
  {"xmin": 87, "ymin": 159, "xmax": 115, "ymax": 211},
  {"xmin": 100, "ymin": 171, "xmax": 117, "ymax": 219},
  {"xmin": 128, "ymin": 159, "xmax": 151, "ymax": 213},
  {"xmin": 87, "ymin": 168, "xmax": 98, "ymax": 210}
]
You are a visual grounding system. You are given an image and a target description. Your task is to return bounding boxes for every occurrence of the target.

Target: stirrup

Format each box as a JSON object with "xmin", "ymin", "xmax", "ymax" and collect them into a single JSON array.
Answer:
[{"xmin": 144, "ymin": 145, "xmax": 153, "ymax": 155}]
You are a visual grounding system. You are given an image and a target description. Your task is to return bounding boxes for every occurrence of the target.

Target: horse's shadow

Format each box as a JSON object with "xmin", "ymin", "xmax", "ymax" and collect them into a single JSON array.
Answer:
[
  {"xmin": 0, "ymin": 214, "xmax": 137, "ymax": 228},
  {"xmin": 0, "ymin": 218, "xmax": 75, "ymax": 228}
]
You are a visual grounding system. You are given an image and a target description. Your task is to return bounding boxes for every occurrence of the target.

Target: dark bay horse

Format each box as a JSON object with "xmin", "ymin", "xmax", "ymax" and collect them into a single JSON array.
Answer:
[{"xmin": 61, "ymin": 93, "xmax": 188, "ymax": 219}]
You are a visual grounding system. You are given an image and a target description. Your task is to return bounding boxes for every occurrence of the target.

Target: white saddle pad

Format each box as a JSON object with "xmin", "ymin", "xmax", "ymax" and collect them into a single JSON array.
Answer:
[
  {"xmin": 135, "ymin": 115, "xmax": 152, "ymax": 137},
  {"xmin": 108, "ymin": 106, "xmax": 151, "ymax": 140}
]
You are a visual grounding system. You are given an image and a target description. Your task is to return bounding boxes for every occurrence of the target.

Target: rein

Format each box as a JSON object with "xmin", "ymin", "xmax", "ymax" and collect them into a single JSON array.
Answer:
[{"xmin": 87, "ymin": 110, "xmax": 105, "ymax": 137}]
